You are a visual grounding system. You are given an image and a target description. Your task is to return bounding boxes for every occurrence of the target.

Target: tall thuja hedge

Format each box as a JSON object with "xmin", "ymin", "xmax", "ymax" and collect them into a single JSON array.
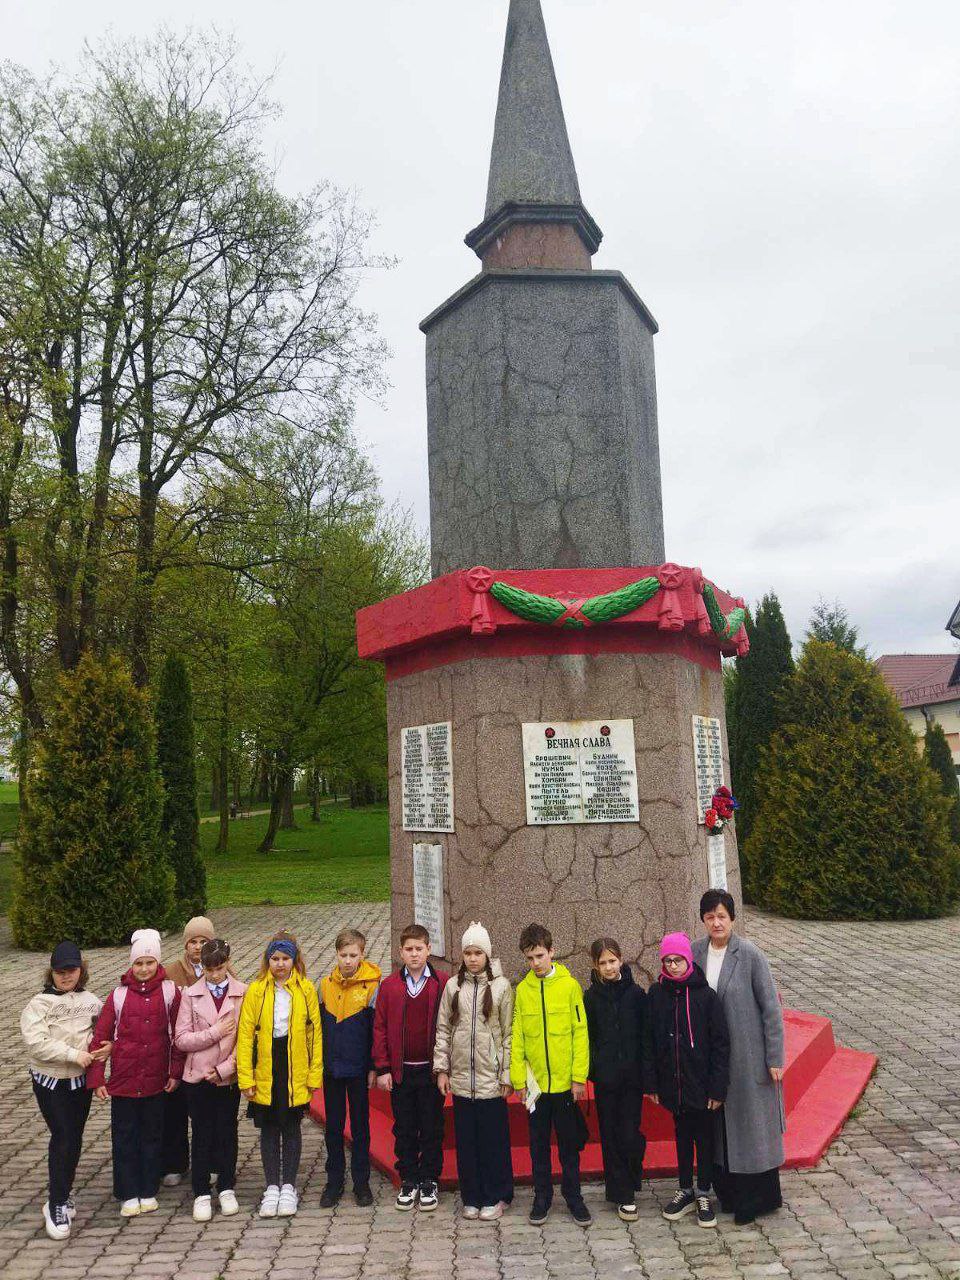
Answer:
[
  {"xmin": 925, "ymin": 720, "xmax": 960, "ymax": 845},
  {"xmin": 747, "ymin": 641, "xmax": 960, "ymax": 920},
  {"xmin": 156, "ymin": 653, "xmax": 206, "ymax": 922},
  {"xmin": 727, "ymin": 595, "xmax": 793, "ymax": 900},
  {"xmin": 12, "ymin": 654, "xmax": 174, "ymax": 947}
]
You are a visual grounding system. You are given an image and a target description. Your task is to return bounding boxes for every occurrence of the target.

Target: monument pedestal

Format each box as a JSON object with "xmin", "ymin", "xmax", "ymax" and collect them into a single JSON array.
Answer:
[
  {"xmin": 310, "ymin": 1007, "xmax": 876, "ymax": 1185},
  {"xmin": 357, "ymin": 561, "xmax": 747, "ymax": 981}
]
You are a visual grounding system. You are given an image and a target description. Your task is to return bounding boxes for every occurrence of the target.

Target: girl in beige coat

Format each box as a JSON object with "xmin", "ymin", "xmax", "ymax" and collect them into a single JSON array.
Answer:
[
  {"xmin": 20, "ymin": 941, "xmax": 108, "ymax": 1240},
  {"xmin": 434, "ymin": 922, "xmax": 514, "ymax": 1220}
]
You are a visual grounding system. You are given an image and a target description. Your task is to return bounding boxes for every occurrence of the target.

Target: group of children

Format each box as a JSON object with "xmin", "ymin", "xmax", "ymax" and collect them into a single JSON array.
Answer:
[{"xmin": 21, "ymin": 914, "xmax": 733, "ymax": 1240}]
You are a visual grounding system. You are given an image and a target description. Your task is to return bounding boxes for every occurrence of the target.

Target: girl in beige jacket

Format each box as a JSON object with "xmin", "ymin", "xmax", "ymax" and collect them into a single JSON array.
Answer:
[
  {"xmin": 434, "ymin": 922, "xmax": 514, "ymax": 1220},
  {"xmin": 20, "ymin": 941, "xmax": 108, "ymax": 1240}
]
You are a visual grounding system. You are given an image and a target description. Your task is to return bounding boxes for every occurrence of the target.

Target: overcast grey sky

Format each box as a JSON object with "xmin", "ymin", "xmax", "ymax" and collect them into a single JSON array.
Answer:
[{"xmin": 4, "ymin": 0, "xmax": 958, "ymax": 655}]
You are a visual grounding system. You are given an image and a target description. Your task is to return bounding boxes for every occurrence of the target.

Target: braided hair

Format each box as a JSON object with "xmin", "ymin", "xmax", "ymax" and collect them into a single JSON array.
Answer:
[{"xmin": 449, "ymin": 957, "xmax": 495, "ymax": 1024}]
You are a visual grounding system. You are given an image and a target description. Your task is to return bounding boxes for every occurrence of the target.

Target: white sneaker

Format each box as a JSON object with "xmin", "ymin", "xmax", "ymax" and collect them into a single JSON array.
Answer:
[
  {"xmin": 162, "ymin": 1173, "xmax": 182, "ymax": 1187},
  {"xmin": 259, "ymin": 1185, "xmax": 280, "ymax": 1218},
  {"xmin": 277, "ymin": 1184, "xmax": 298, "ymax": 1217},
  {"xmin": 479, "ymin": 1201, "xmax": 505, "ymax": 1220},
  {"xmin": 120, "ymin": 1198, "xmax": 141, "ymax": 1217},
  {"xmin": 462, "ymin": 1204, "xmax": 480, "ymax": 1219},
  {"xmin": 43, "ymin": 1201, "xmax": 70, "ymax": 1240},
  {"xmin": 192, "ymin": 1195, "xmax": 213, "ymax": 1222},
  {"xmin": 139, "ymin": 1197, "xmax": 159, "ymax": 1214},
  {"xmin": 218, "ymin": 1189, "xmax": 239, "ymax": 1216}
]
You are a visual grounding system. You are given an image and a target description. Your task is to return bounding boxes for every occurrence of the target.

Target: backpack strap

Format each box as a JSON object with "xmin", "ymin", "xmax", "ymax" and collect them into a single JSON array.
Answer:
[
  {"xmin": 113, "ymin": 981, "xmax": 176, "ymax": 1027},
  {"xmin": 112, "ymin": 986, "xmax": 127, "ymax": 1024}
]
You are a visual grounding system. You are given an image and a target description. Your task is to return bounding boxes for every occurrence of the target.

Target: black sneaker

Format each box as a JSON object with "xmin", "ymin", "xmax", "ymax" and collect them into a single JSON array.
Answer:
[
  {"xmin": 395, "ymin": 1182, "xmax": 418, "ymax": 1211},
  {"xmin": 353, "ymin": 1184, "xmax": 373, "ymax": 1207},
  {"xmin": 528, "ymin": 1197, "xmax": 551, "ymax": 1225},
  {"xmin": 568, "ymin": 1199, "xmax": 592, "ymax": 1227},
  {"xmin": 617, "ymin": 1202, "xmax": 638, "ymax": 1222},
  {"xmin": 319, "ymin": 1183, "xmax": 343, "ymax": 1209},
  {"xmin": 418, "ymin": 1180, "xmax": 439, "ymax": 1212},
  {"xmin": 696, "ymin": 1194, "xmax": 716, "ymax": 1228},
  {"xmin": 662, "ymin": 1188, "xmax": 697, "ymax": 1221}
]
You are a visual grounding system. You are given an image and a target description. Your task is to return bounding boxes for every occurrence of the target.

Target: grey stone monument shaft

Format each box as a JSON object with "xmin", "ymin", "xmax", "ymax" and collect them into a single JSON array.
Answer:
[{"xmin": 383, "ymin": 0, "xmax": 740, "ymax": 982}]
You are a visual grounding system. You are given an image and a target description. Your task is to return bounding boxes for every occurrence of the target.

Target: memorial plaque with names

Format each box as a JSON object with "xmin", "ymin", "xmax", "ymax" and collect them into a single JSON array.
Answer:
[
  {"xmin": 708, "ymin": 833, "xmax": 728, "ymax": 890},
  {"xmin": 402, "ymin": 722, "xmax": 454, "ymax": 832},
  {"xmin": 692, "ymin": 715, "xmax": 725, "ymax": 822},
  {"xmin": 522, "ymin": 719, "xmax": 640, "ymax": 825},
  {"xmin": 412, "ymin": 842, "xmax": 445, "ymax": 956}
]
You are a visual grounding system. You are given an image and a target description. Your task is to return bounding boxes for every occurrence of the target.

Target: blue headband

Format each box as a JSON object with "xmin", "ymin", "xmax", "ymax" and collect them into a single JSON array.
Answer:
[{"xmin": 267, "ymin": 939, "xmax": 298, "ymax": 962}]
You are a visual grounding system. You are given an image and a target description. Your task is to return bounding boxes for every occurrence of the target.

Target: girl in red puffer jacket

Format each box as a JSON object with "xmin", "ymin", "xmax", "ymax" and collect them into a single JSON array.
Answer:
[{"xmin": 87, "ymin": 929, "xmax": 185, "ymax": 1218}]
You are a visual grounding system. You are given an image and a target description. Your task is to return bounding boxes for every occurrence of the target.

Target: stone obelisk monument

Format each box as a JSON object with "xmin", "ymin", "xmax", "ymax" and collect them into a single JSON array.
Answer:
[{"xmin": 357, "ymin": 0, "xmax": 748, "ymax": 982}]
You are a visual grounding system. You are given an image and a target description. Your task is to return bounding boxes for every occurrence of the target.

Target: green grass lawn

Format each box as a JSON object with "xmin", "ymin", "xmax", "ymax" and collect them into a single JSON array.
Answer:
[
  {"xmin": 202, "ymin": 803, "xmax": 390, "ymax": 907},
  {"xmin": 0, "ymin": 800, "xmax": 390, "ymax": 916},
  {"xmin": 0, "ymin": 779, "xmax": 19, "ymax": 838}
]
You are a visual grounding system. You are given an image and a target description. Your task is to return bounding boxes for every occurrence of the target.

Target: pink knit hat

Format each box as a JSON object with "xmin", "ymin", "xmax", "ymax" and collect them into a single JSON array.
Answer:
[
  {"xmin": 129, "ymin": 928, "xmax": 162, "ymax": 965},
  {"xmin": 660, "ymin": 931, "xmax": 694, "ymax": 975}
]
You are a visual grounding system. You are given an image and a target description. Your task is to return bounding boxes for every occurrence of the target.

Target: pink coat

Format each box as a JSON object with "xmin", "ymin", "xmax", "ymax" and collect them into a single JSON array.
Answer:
[{"xmin": 173, "ymin": 975, "xmax": 247, "ymax": 1085}]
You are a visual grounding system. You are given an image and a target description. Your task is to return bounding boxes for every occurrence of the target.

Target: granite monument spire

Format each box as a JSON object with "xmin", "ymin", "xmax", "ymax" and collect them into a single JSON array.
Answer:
[{"xmin": 423, "ymin": 0, "xmax": 664, "ymax": 577}]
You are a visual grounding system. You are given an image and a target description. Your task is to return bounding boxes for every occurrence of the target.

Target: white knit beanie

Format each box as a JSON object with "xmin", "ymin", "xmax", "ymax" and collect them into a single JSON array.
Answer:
[
  {"xmin": 461, "ymin": 921, "xmax": 492, "ymax": 958},
  {"xmin": 130, "ymin": 928, "xmax": 163, "ymax": 965}
]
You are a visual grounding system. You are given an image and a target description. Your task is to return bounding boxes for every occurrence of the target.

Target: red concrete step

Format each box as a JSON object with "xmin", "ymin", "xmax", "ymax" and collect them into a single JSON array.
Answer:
[{"xmin": 309, "ymin": 1007, "xmax": 877, "ymax": 1187}]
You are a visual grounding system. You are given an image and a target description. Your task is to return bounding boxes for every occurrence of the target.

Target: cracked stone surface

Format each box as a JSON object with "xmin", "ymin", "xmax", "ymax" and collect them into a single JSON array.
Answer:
[
  {"xmin": 423, "ymin": 270, "xmax": 665, "ymax": 575},
  {"xmin": 386, "ymin": 650, "xmax": 741, "ymax": 982},
  {"xmin": 1, "ymin": 903, "xmax": 959, "ymax": 1279}
]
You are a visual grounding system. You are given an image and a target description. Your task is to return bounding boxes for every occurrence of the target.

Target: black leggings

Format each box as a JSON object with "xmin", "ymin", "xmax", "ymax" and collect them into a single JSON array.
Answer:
[
  {"xmin": 32, "ymin": 1080, "xmax": 92, "ymax": 1208},
  {"xmin": 674, "ymin": 1108, "xmax": 714, "ymax": 1193},
  {"xmin": 260, "ymin": 1110, "xmax": 303, "ymax": 1188}
]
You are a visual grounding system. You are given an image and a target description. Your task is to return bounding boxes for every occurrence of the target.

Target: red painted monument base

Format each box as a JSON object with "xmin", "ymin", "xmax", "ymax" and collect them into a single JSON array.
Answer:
[{"xmin": 309, "ymin": 1009, "xmax": 876, "ymax": 1187}]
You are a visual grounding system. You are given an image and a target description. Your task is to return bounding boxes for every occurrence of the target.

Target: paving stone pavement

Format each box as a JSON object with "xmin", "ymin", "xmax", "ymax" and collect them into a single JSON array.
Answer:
[{"xmin": 1, "ymin": 903, "xmax": 959, "ymax": 1280}]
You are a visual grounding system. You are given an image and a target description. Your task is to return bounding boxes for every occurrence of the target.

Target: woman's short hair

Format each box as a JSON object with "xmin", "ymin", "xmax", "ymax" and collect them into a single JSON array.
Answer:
[
  {"xmin": 699, "ymin": 889, "xmax": 736, "ymax": 921},
  {"xmin": 43, "ymin": 960, "xmax": 89, "ymax": 992}
]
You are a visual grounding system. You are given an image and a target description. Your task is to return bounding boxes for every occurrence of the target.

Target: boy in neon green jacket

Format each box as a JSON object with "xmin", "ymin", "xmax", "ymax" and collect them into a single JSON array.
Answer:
[{"xmin": 511, "ymin": 923, "xmax": 591, "ymax": 1227}]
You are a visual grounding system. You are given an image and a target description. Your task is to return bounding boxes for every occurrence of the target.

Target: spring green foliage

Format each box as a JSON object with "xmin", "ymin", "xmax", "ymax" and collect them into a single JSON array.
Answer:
[
  {"xmin": 156, "ymin": 653, "xmax": 206, "ymax": 922},
  {"xmin": 924, "ymin": 720, "xmax": 960, "ymax": 844},
  {"xmin": 746, "ymin": 641, "xmax": 960, "ymax": 920},
  {"xmin": 11, "ymin": 655, "xmax": 174, "ymax": 947},
  {"xmin": 806, "ymin": 598, "xmax": 867, "ymax": 658},
  {"xmin": 726, "ymin": 597, "xmax": 793, "ymax": 900}
]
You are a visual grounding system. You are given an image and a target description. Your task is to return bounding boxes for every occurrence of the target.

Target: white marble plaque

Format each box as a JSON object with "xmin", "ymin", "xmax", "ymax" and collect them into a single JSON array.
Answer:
[
  {"xmin": 522, "ymin": 719, "xmax": 640, "ymax": 825},
  {"xmin": 412, "ymin": 842, "xmax": 445, "ymax": 956},
  {"xmin": 707, "ymin": 833, "xmax": 728, "ymax": 890},
  {"xmin": 692, "ymin": 715, "xmax": 725, "ymax": 822},
  {"xmin": 402, "ymin": 722, "xmax": 454, "ymax": 832}
]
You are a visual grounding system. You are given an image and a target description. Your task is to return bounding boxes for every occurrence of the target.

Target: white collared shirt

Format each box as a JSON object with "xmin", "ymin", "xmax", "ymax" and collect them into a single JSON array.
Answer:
[
  {"xmin": 404, "ymin": 965, "xmax": 431, "ymax": 997},
  {"xmin": 273, "ymin": 982, "xmax": 292, "ymax": 1037}
]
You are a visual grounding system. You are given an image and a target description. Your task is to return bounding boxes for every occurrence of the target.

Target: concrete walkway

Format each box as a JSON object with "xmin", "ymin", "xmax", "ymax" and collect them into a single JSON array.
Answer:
[{"xmin": 0, "ymin": 904, "xmax": 958, "ymax": 1280}]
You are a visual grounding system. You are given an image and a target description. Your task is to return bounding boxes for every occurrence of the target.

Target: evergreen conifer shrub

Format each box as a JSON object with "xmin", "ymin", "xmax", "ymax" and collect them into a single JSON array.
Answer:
[
  {"xmin": 156, "ymin": 653, "xmax": 206, "ymax": 923},
  {"xmin": 924, "ymin": 720, "xmax": 960, "ymax": 845},
  {"xmin": 727, "ymin": 595, "xmax": 793, "ymax": 900},
  {"xmin": 747, "ymin": 641, "xmax": 960, "ymax": 921},
  {"xmin": 12, "ymin": 654, "xmax": 174, "ymax": 948}
]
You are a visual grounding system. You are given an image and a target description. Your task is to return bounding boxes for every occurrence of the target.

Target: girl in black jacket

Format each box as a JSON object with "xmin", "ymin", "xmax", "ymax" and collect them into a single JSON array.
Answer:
[
  {"xmin": 583, "ymin": 937, "xmax": 648, "ymax": 1222},
  {"xmin": 646, "ymin": 932, "xmax": 730, "ymax": 1229}
]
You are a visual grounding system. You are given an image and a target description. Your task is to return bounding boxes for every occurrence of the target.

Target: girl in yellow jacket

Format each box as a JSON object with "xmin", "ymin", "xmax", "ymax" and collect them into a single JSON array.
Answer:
[{"xmin": 237, "ymin": 932, "xmax": 322, "ymax": 1218}]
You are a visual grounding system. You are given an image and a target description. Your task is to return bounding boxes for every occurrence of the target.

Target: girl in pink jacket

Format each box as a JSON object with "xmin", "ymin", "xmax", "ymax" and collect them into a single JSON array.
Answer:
[{"xmin": 174, "ymin": 938, "xmax": 247, "ymax": 1221}]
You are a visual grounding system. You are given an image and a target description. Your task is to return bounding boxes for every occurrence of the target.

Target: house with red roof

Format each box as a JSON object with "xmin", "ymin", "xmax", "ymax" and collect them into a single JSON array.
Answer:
[{"xmin": 877, "ymin": 599, "xmax": 960, "ymax": 780}]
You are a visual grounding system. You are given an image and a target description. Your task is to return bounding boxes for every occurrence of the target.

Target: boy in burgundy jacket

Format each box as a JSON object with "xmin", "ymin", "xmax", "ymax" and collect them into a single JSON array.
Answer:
[
  {"xmin": 372, "ymin": 924, "xmax": 448, "ymax": 1212},
  {"xmin": 88, "ymin": 929, "xmax": 185, "ymax": 1217}
]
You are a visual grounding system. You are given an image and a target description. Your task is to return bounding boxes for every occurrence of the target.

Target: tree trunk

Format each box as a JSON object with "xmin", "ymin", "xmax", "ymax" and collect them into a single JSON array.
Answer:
[
  {"xmin": 280, "ymin": 773, "xmax": 296, "ymax": 830},
  {"xmin": 210, "ymin": 763, "xmax": 221, "ymax": 812},
  {"xmin": 215, "ymin": 688, "xmax": 229, "ymax": 854},
  {"xmin": 257, "ymin": 756, "xmax": 271, "ymax": 803},
  {"xmin": 310, "ymin": 763, "xmax": 321, "ymax": 821},
  {"xmin": 258, "ymin": 772, "xmax": 286, "ymax": 854}
]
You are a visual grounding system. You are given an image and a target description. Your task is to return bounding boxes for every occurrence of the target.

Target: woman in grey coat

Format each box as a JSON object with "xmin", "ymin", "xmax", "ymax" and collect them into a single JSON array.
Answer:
[{"xmin": 692, "ymin": 889, "xmax": 784, "ymax": 1225}]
